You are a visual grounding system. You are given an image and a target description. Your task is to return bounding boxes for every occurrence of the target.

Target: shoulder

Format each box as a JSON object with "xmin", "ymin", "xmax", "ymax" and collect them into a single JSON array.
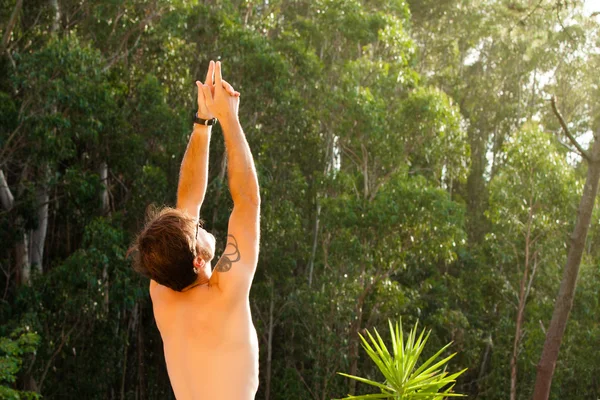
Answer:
[{"xmin": 149, "ymin": 280, "xmax": 178, "ymax": 310}]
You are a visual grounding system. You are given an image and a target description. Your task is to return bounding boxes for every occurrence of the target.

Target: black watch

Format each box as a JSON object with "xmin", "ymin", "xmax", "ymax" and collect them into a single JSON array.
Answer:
[{"xmin": 193, "ymin": 112, "xmax": 217, "ymax": 126}]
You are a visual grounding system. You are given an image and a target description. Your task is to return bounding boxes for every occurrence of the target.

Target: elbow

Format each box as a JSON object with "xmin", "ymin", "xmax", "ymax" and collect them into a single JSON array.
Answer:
[
  {"xmin": 249, "ymin": 180, "xmax": 261, "ymax": 206},
  {"xmin": 241, "ymin": 191, "xmax": 261, "ymax": 207}
]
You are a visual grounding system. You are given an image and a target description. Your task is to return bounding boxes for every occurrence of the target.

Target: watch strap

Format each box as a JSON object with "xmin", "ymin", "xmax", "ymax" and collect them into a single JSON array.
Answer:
[{"xmin": 193, "ymin": 112, "xmax": 217, "ymax": 126}]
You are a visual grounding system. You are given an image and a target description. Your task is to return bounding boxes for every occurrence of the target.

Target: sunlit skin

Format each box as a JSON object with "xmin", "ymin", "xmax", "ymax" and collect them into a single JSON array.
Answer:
[{"xmin": 149, "ymin": 60, "xmax": 260, "ymax": 400}]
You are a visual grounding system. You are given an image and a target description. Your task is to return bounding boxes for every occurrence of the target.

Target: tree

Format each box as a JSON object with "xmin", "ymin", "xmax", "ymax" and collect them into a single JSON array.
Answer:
[
  {"xmin": 532, "ymin": 100, "xmax": 600, "ymax": 399},
  {"xmin": 487, "ymin": 124, "xmax": 578, "ymax": 400}
]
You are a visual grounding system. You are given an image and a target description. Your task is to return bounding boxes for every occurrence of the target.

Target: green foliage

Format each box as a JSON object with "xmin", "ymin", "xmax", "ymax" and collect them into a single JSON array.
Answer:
[
  {"xmin": 0, "ymin": 0, "xmax": 599, "ymax": 398},
  {"xmin": 0, "ymin": 328, "xmax": 41, "ymax": 400},
  {"xmin": 336, "ymin": 320, "xmax": 466, "ymax": 399}
]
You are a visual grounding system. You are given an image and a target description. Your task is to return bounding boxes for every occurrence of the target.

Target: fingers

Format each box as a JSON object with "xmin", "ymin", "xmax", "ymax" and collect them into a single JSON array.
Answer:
[
  {"xmin": 199, "ymin": 82, "xmax": 213, "ymax": 106},
  {"xmin": 215, "ymin": 61, "xmax": 223, "ymax": 87},
  {"xmin": 195, "ymin": 80, "xmax": 204, "ymax": 101},
  {"xmin": 221, "ymin": 79, "xmax": 240, "ymax": 97},
  {"xmin": 205, "ymin": 60, "xmax": 214, "ymax": 88}
]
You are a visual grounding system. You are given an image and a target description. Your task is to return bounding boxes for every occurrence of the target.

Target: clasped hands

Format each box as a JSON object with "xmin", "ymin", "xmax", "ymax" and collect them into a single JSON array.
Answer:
[{"xmin": 196, "ymin": 60, "xmax": 240, "ymax": 125}]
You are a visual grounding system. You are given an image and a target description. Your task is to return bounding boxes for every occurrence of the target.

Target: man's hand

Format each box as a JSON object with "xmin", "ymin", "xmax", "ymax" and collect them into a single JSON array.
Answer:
[
  {"xmin": 196, "ymin": 60, "xmax": 240, "ymax": 120},
  {"xmin": 199, "ymin": 61, "xmax": 240, "ymax": 124}
]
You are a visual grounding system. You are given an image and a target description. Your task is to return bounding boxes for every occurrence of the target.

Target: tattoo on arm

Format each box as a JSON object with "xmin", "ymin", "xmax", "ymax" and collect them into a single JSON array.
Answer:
[{"xmin": 214, "ymin": 235, "xmax": 241, "ymax": 273}]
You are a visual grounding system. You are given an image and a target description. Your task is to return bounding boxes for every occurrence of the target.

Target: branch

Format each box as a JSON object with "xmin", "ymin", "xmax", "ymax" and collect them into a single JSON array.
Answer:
[
  {"xmin": 550, "ymin": 96, "xmax": 590, "ymax": 161},
  {"xmin": 508, "ymin": 0, "xmax": 545, "ymax": 33},
  {"xmin": 524, "ymin": 251, "xmax": 539, "ymax": 301},
  {"xmin": 102, "ymin": 6, "xmax": 165, "ymax": 71},
  {"xmin": 7, "ymin": 9, "xmax": 43, "ymax": 53},
  {"xmin": 0, "ymin": 119, "xmax": 25, "ymax": 166},
  {"xmin": 555, "ymin": 1, "xmax": 578, "ymax": 44},
  {"xmin": 555, "ymin": 137, "xmax": 580, "ymax": 155},
  {"xmin": 1, "ymin": 0, "xmax": 23, "ymax": 51},
  {"xmin": 293, "ymin": 366, "xmax": 319, "ymax": 400},
  {"xmin": 38, "ymin": 316, "xmax": 82, "ymax": 391}
]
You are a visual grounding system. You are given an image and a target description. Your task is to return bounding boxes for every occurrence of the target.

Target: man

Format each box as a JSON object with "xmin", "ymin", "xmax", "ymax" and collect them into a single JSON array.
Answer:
[{"xmin": 130, "ymin": 60, "xmax": 260, "ymax": 399}]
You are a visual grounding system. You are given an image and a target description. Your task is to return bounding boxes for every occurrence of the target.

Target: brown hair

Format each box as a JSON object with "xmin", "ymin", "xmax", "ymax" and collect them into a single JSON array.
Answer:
[{"xmin": 129, "ymin": 206, "xmax": 200, "ymax": 292}]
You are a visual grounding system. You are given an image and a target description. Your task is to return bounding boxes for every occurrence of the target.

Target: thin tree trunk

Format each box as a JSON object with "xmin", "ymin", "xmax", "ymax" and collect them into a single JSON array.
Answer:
[
  {"xmin": 348, "ymin": 262, "xmax": 369, "ymax": 395},
  {"xmin": 121, "ymin": 305, "xmax": 137, "ymax": 400},
  {"xmin": 309, "ymin": 124, "xmax": 336, "ymax": 287},
  {"xmin": 348, "ymin": 294, "xmax": 365, "ymax": 395},
  {"xmin": 510, "ymin": 195, "xmax": 536, "ymax": 400},
  {"xmin": 532, "ymin": 131, "xmax": 600, "ymax": 399},
  {"xmin": 477, "ymin": 333, "xmax": 493, "ymax": 392},
  {"xmin": 16, "ymin": 232, "xmax": 30, "ymax": 285},
  {"xmin": 510, "ymin": 261, "xmax": 529, "ymax": 400},
  {"xmin": 466, "ymin": 126, "xmax": 489, "ymax": 244},
  {"xmin": 265, "ymin": 283, "xmax": 275, "ymax": 400},
  {"xmin": 100, "ymin": 161, "xmax": 110, "ymax": 214},
  {"xmin": 50, "ymin": 0, "xmax": 61, "ymax": 33},
  {"xmin": 137, "ymin": 304, "xmax": 146, "ymax": 400},
  {"xmin": 361, "ymin": 143, "xmax": 369, "ymax": 199},
  {"xmin": 29, "ymin": 184, "xmax": 49, "ymax": 274},
  {"xmin": 1, "ymin": 169, "xmax": 31, "ymax": 285},
  {"xmin": 307, "ymin": 201, "xmax": 320, "ymax": 287},
  {"xmin": 27, "ymin": 0, "xmax": 58, "ymax": 276},
  {"xmin": 100, "ymin": 161, "xmax": 110, "ymax": 312}
]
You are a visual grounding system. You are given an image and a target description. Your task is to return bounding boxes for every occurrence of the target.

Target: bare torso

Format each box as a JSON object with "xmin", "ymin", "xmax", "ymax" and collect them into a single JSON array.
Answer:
[{"xmin": 150, "ymin": 281, "xmax": 259, "ymax": 400}]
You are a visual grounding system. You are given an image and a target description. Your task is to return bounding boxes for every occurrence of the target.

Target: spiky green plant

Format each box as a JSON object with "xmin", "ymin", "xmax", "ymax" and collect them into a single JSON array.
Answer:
[{"xmin": 336, "ymin": 320, "xmax": 467, "ymax": 399}]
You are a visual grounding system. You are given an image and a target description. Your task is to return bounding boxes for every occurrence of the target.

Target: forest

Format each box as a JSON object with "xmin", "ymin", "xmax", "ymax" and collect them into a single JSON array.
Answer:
[{"xmin": 0, "ymin": 0, "xmax": 599, "ymax": 399}]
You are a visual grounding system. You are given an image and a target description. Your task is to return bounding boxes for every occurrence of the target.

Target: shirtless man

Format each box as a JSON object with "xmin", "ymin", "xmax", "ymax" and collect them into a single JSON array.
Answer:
[{"xmin": 130, "ymin": 60, "xmax": 260, "ymax": 399}]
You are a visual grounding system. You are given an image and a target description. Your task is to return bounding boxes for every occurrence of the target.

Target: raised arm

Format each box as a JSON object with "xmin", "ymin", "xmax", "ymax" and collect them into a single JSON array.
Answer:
[
  {"xmin": 200, "ymin": 61, "xmax": 260, "ymax": 294},
  {"xmin": 176, "ymin": 122, "xmax": 212, "ymax": 218},
  {"xmin": 177, "ymin": 61, "xmax": 239, "ymax": 218}
]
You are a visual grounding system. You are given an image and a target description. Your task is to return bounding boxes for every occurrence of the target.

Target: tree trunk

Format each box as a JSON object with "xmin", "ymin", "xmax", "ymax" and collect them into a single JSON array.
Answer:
[
  {"xmin": 100, "ymin": 161, "xmax": 110, "ymax": 312},
  {"xmin": 16, "ymin": 231, "xmax": 30, "ymax": 285},
  {"xmin": 136, "ymin": 304, "xmax": 146, "ymax": 400},
  {"xmin": 265, "ymin": 284, "xmax": 275, "ymax": 400},
  {"xmin": 50, "ymin": 0, "xmax": 61, "ymax": 33},
  {"xmin": 466, "ymin": 126, "xmax": 489, "ymax": 244},
  {"xmin": 510, "ymin": 196, "xmax": 537, "ymax": 400},
  {"xmin": 1, "ymin": 169, "xmax": 31, "ymax": 285},
  {"xmin": 510, "ymin": 276, "xmax": 527, "ymax": 400},
  {"xmin": 121, "ymin": 305, "xmax": 137, "ymax": 400},
  {"xmin": 476, "ymin": 333, "xmax": 493, "ymax": 394},
  {"xmin": 27, "ymin": 0, "xmax": 59, "ymax": 275},
  {"xmin": 100, "ymin": 161, "xmax": 110, "ymax": 214},
  {"xmin": 307, "ymin": 201, "xmax": 320, "ymax": 287},
  {"xmin": 510, "ymin": 263, "xmax": 528, "ymax": 400},
  {"xmin": 348, "ymin": 266, "xmax": 369, "ymax": 395},
  {"xmin": 532, "ymin": 131, "xmax": 600, "ymax": 400},
  {"xmin": 348, "ymin": 307, "xmax": 364, "ymax": 395},
  {"xmin": 29, "ymin": 184, "xmax": 48, "ymax": 274}
]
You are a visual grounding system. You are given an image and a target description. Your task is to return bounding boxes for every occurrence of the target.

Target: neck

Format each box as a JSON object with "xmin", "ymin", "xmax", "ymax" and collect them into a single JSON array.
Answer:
[{"xmin": 182, "ymin": 272, "xmax": 211, "ymax": 292}]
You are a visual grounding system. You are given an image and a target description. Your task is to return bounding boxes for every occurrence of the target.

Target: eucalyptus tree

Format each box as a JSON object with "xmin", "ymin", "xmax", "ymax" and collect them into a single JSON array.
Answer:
[
  {"xmin": 408, "ymin": 0, "xmax": 582, "ymax": 241},
  {"xmin": 486, "ymin": 125, "xmax": 579, "ymax": 400}
]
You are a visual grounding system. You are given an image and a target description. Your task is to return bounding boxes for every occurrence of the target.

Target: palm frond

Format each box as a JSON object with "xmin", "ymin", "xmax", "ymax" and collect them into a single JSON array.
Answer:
[{"xmin": 336, "ymin": 319, "xmax": 467, "ymax": 400}]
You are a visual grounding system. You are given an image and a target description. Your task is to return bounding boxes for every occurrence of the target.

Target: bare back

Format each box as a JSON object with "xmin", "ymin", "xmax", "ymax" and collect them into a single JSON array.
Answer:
[{"xmin": 150, "ymin": 282, "xmax": 259, "ymax": 400}]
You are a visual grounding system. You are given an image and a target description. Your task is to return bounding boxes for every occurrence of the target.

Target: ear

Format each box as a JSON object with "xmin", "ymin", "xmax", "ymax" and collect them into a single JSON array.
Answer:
[{"xmin": 193, "ymin": 257, "xmax": 206, "ymax": 269}]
